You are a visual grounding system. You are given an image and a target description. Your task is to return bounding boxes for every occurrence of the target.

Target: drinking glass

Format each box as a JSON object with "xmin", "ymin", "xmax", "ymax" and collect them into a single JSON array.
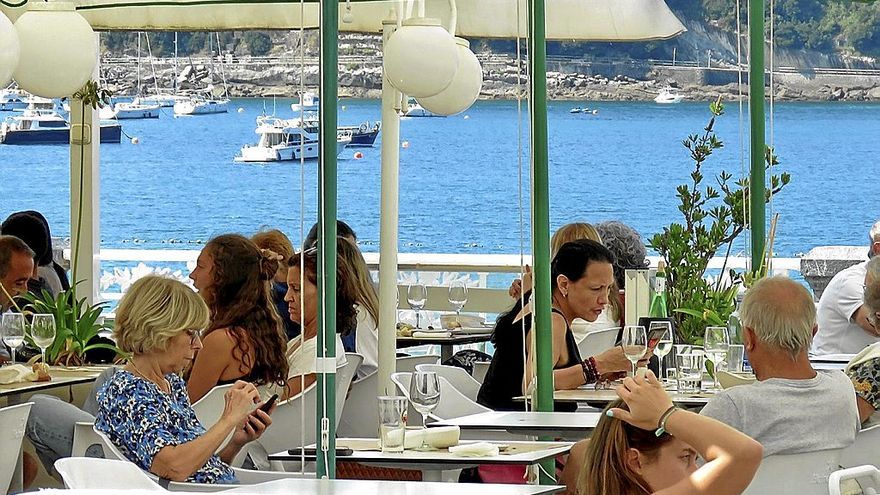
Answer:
[
  {"xmin": 621, "ymin": 325, "xmax": 647, "ymax": 376},
  {"xmin": 704, "ymin": 326, "xmax": 730, "ymax": 390},
  {"xmin": 650, "ymin": 321, "xmax": 673, "ymax": 380},
  {"xmin": 31, "ymin": 314, "xmax": 57, "ymax": 364},
  {"xmin": 409, "ymin": 371, "xmax": 440, "ymax": 451},
  {"xmin": 1, "ymin": 312, "xmax": 26, "ymax": 364},
  {"xmin": 675, "ymin": 352, "xmax": 705, "ymax": 393},
  {"xmin": 377, "ymin": 396, "xmax": 408, "ymax": 452},
  {"xmin": 448, "ymin": 281, "xmax": 468, "ymax": 323},
  {"xmin": 407, "ymin": 283, "xmax": 427, "ymax": 329}
]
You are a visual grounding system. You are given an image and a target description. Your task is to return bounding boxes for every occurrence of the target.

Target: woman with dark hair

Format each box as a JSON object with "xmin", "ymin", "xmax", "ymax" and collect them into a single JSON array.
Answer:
[
  {"xmin": 1, "ymin": 210, "xmax": 70, "ymax": 295},
  {"xmin": 283, "ymin": 237, "xmax": 356, "ymax": 398},
  {"xmin": 477, "ymin": 239, "xmax": 640, "ymax": 411},
  {"xmin": 575, "ymin": 372, "xmax": 762, "ymax": 495},
  {"xmin": 187, "ymin": 234, "xmax": 288, "ymax": 402},
  {"xmin": 337, "ymin": 238, "xmax": 380, "ymax": 378}
]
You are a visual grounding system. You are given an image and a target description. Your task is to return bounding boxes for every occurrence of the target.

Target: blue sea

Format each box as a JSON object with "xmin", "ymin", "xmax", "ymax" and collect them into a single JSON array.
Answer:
[{"xmin": 1, "ymin": 98, "xmax": 878, "ymax": 258}]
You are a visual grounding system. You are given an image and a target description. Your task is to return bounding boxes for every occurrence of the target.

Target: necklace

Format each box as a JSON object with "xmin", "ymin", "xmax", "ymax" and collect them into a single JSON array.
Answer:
[{"xmin": 128, "ymin": 359, "xmax": 170, "ymax": 393}]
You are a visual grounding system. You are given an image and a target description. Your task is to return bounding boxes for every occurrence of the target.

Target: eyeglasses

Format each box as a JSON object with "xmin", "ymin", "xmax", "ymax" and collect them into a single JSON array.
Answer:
[{"xmin": 185, "ymin": 329, "xmax": 202, "ymax": 346}]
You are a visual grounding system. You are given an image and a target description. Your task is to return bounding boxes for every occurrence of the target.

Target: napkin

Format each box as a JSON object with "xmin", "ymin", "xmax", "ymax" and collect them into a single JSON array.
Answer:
[
  {"xmin": 441, "ymin": 314, "xmax": 486, "ymax": 329},
  {"xmin": 0, "ymin": 364, "xmax": 50, "ymax": 385},
  {"xmin": 404, "ymin": 426, "xmax": 461, "ymax": 449},
  {"xmin": 449, "ymin": 442, "xmax": 500, "ymax": 457},
  {"xmin": 412, "ymin": 331, "xmax": 452, "ymax": 338}
]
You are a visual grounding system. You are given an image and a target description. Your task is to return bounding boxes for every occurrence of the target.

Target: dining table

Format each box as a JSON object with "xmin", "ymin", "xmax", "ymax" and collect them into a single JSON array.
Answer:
[
  {"xmin": 429, "ymin": 411, "xmax": 600, "ymax": 441},
  {"xmin": 1, "ymin": 365, "xmax": 107, "ymax": 405},
  {"xmin": 397, "ymin": 330, "xmax": 494, "ymax": 362}
]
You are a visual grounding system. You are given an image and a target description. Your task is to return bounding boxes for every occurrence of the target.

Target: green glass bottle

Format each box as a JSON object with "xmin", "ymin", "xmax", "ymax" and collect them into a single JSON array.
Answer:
[{"xmin": 649, "ymin": 260, "xmax": 668, "ymax": 318}]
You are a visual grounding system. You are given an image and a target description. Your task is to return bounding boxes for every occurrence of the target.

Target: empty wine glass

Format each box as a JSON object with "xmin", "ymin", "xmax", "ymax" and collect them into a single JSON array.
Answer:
[
  {"xmin": 1, "ymin": 312, "xmax": 26, "ymax": 364},
  {"xmin": 407, "ymin": 283, "xmax": 427, "ymax": 329},
  {"xmin": 448, "ymin": 281, "xmax": 468, "ymax": 323},
  {"xmin": 650, "ymin": 321, "xmax": 673, "ymax": 381},
  {"xmin": 704, "ymin": 326, "xmax": 730, "ymax": 390},
  {"xmin": 31, "ymin": 314, "xmax": 57, "ymax": 364},
  {"xmin": 622, "ymin": 325, "xmax": 647, "ymax": 376},
  {"xmin": 409, "ymin": 371, "xmax": 441, "ymax": 451}
]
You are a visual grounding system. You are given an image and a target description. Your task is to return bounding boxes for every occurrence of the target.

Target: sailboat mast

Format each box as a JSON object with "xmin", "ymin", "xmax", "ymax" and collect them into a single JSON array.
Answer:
[
  {"xmin": 136, "ymin": 32, "xmax": 141, "ymax": 95},
  {"xmin": 144, "ymin": 32, "xmax": 161, "ymax": 97},
  {"xmin": 173, "ymin": 32, "xmax": 178, "ymax": 95}
]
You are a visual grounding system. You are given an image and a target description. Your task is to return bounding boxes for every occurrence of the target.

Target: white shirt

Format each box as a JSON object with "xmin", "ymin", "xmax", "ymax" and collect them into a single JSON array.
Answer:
[
  {"xmin": 812, "ymin": 261, "xmax": 877, "ymax": 355},
  {"xmin": 286, "ymin": 333, "xmax": 347, "ymax": 378},
  {"xmin": 354, "ymin": 305, "xmax": 379, "ymax": 379},
  {"xmin": 570, "ymin": 308, "xmax": 618, "ymax": 343}
]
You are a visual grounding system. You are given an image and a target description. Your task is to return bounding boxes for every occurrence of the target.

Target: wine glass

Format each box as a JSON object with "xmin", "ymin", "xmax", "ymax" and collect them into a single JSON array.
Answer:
[
  {"xmin": 407, "ymin": 283, "xmax": 427, "ymax": 329},
  {"xmin": 621, "ymin": 325, "xmax": 647, "ymax": 376},
  {"xmin": 448, "ymin": 281, "xmax": 468, "ymax": 323},
  {"xmin": 409, "ymin": 371, "xmax": 441, "ymax": 451},
  {"xmin": 1, "ymin": 312, "xmax": 26, "ymax": 364},
  {"xmin": 704, "ymin": 326, "xmax": 730, "ymax": 390},
  {"xmin": 650, "ymin": 321, "xmax": 674, "ymax": 381},
  {"xmin": 31, "ymin": 314, "xmax": 57, "ymax": 365}
]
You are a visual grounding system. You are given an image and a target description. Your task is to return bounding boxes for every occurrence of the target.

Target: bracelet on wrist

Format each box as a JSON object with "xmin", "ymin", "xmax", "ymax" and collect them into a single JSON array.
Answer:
[
  {"xmin": 581, "ymin": 356, "xmax": 599, "ymax": 384},
  {"xmin": 655, "ymin": 405, "xmax": 678, "ymax": 437}
]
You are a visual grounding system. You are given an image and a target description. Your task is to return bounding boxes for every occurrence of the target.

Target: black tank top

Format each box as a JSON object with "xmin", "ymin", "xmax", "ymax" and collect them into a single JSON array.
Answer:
[{"xmin": 477, "ymin": 296, "xmax": 583, "ymax": 411}]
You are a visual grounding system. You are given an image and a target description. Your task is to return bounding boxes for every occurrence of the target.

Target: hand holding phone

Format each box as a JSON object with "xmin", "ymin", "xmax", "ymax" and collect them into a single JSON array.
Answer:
[{"xmin": 258, "ymin": 394, "xmax": 279, "ymax": 413}]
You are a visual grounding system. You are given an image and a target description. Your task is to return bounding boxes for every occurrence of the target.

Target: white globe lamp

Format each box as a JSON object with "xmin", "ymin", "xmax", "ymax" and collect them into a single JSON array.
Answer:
[
  {"xmin": 13, "ymin": 2, "xmax": 97, "ymax": 98},
  {"xmin": 383, "ymin": 17, "xmax": 459, "ymax": 98},
  {"xmin": 0, "ymin": 12, "xmax": 19, "ymax": 87},
  {"xmin": 417, "ymin": 38, "xmax": 482, "ymax": 116}
]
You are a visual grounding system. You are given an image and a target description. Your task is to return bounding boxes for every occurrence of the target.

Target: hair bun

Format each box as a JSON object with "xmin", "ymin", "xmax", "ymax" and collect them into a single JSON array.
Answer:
[{"xmin": 259, "ymin": 249, "xmax": 282, "ymax": 280}]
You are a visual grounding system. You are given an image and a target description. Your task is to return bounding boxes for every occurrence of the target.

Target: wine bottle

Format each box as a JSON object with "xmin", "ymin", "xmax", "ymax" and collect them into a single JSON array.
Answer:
[{"xmin": 649, "ymin": 260, "xmax": 668, "ymax": 318}]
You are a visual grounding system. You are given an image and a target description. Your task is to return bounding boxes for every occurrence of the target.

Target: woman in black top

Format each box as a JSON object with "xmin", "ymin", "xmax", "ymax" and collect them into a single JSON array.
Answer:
[{"xmin": 478, "ymin": 239, "xmax": 641, "ymax": 410}]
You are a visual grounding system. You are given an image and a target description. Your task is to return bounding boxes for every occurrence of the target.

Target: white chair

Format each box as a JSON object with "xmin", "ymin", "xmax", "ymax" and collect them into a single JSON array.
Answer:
[
  {"xmin": 744, "ymin": 448, "xmax": 844, "ymax": 495},
  {"xmin": 192, "ymin": 384, "xmax": 235, "ymax": 429},
  {"xmin": 415, "ymin": 364, "xmax": 481, "ymax": 401},
  {"xmin": 576, "ymin": 327, "xmax": 619, "ymax": 358},
  {"xmin": 829, "ymin": 465, "xmax": 880, "ymax": 495},
  {"xmin": 841, "ymin": 424, "xmax": 880, "ymax": 468},
  {"xmin": 0, "ymin": 402, "xmax": 33, "ymax": 495},
  {"xmin": 396, "ymin": 354, "xmax": 440, "ymax": 373},
  {"xmin": 338, "ymin": 370, "xmax": 379, "ymax": 438},
  {"xmin": 472, "ymin": 361, "xmax": 490, "ymax": 384},
  {"xmin": 391, "ymin": 372, "xmax": 489, "ymax": 421},
  {"xmin": 55, "ymin": 457, "xmax": 164, "ymax": 490},
  {"xmin": 336, "ymin": 353, "xmax": 364, "ymax": 416}
]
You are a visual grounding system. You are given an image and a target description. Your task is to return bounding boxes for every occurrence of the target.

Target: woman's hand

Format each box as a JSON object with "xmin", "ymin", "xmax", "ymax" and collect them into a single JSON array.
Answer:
[
  {"xmin": 609, "ymin": 371, "xmax": 673, "ymax": 430},
  {"xmin": 220, "ymin": 380, "xmax": 261, "ymax": 427},
  {"xmin": 592, "ymin": 346, "xmax": 651, "ymax": 374},
  {"xmin": 231, "ymin": 405, "xmax": 274, "ymax": 446},
  {"xmin": 509, "ymin": 265, "xmax": 532, "ymax": 300}
]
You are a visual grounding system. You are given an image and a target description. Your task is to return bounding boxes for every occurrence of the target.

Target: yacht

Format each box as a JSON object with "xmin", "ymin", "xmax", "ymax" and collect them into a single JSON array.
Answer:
[
  {"xmin": 0, "ymin": 87, "xmax": 28, "ymax": 112},
  {"xmin": 173, "ymin": 95, "xmax": 230, "ymax": 116},
  {"xmin": 235, "ymin": 116, "xmax": 351, "ymax": 163},
  {"xmin": 100, "ymin": 98, "xmax": 161, "ymax": 120},
  {"xmin": 0, "ymin": 98, "xmax": 122, "ymax": 145},
  {"xmin": 290, "ymin": 92, "xmax": 320, "ymax": 113},
  {"xmin": 654, "ymin": 86, "xmax": 684, "ymax": 104},
  {"xmin": 300, "ymin": 117, "xmax": 380, "ymax": 147},
  {"xmin": 403, "ymin": 99, "xmax": 443, "ymax": 118}
]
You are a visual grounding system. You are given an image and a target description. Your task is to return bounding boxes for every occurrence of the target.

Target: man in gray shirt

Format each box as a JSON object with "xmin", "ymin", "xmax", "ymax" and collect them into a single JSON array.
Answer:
[{"xmin": 701, "ymin": 276, "xmax": 860, "ymax": 456}]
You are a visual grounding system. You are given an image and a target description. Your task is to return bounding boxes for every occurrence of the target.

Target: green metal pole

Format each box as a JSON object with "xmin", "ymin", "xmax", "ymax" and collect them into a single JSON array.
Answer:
[
  {"xmin": 749, "ymin": 0, "xmax": 766, "ymax": 272},
  {"xmin": 316, "ymin": 0, "xmax": 338, "ymax": 479},
  {"xmin": 528, "ymin": 0, "xmax": 554, "ymax": 484}
]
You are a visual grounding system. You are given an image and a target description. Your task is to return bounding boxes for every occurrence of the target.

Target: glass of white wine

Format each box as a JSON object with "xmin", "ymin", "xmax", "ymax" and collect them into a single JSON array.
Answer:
[
  {"xmin": 448, "ymin": 280, "xmax": 468, "ymax": 323},
  {"xmin": 704, "ymin": 326, "xmax": 730, "ymax": 391},
  {"xmin": 621, "ymin": 325, "xmax": 647, "ymax": 376},
  {"xmin": 1, "ymin": 312, "xmax": 26, "ymax": 364},
  {"xmin": 31, "ymin": 314, "xmax": 57, "ymax": 364},
  {"xmin": 650, "ymin": 321, "xmax": 673, "ymax": 381},
  {"xmin": 407, "ymin": 283, "xmax": 427, "ymax": 329}
]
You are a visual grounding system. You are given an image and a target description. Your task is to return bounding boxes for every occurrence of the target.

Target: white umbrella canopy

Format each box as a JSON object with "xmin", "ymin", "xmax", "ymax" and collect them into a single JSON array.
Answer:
[{"xmin": 3, "ymin": 0, "xmax": 684, "ymax": 40}]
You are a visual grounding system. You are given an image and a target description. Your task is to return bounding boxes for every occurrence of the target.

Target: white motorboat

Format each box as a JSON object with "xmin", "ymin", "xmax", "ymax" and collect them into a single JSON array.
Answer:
[
  {"xmin": 235, "ymin": 116, "xmax": 351, "ymax": 163},
  {"xmin": 403, "ymin": 100, "xmax": 443, "ymax": 118},
  {"xmin": 173, "ymin": 95, "xmax": 230, "ymax": 116},
  {"xmin": 1, "ymin": 97, "xmax": 122, "ymax": 145},
  {"xmin": 654, "ymin": 86, "xmax": 684, "ymax": 104},
  {"xmin": 101, "ymin": 98, "xmax": 161, "ymax": 120},
  {"xmin": 0, "ymin": 87, "xmax": 28, "ymax": 112},
  {"xmin": 290, "ymin": 91, "xmax": 320, "ymax": 113}
]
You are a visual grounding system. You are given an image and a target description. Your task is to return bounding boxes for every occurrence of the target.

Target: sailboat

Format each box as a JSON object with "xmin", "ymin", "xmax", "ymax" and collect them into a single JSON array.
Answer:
[
  {"xmin": 102, "ymin": 32, "xmax": 161, "ymax": 120},
  {"xmin": 141, "ymin": 32, "xmax": 187, "ymax": 108},
  {"xmin": 174, "ymin": 33, "xmax": 230, "ymax": 116}
]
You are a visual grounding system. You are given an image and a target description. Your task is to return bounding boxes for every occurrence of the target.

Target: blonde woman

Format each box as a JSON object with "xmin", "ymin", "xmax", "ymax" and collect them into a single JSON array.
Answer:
[
  {"xmin": 337, "ymin": 238, "xmax": 380, "ymax": 378},
  {"xmin": 95, "ymin": 276, "xmax": 274, "ymax": 483}
]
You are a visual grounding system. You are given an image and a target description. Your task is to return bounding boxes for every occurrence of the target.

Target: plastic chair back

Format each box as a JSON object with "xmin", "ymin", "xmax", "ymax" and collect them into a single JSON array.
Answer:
[
  {"xmin": 472, "ymin": 361, "xmax": 490, "ymax": 383},
  {"xmin": 829, "ymin": 465, "xmax": 880, "ymax": 495},
  {"xmin": 842, "ymin": 424, "xmax": 880, "ymax": 468},
  {"xmin": 391, "ymin": 372, "xmax": 489, "ymax": 421},
  {"xmin": 336, "ymin": 353, "xmax": 364, "ymax": 418},
  {"xmin": 396, "ymin": 354, "xmax": 440, "ymax": 373},
  {"xmin": 744, "ymin": 448, "xmax": 844, "ymax": 495},
  {"xmin": 0, "ymin": 402, "xmax": 33, "ymax": 494},
  {"xmin": 576, "ymin": 327, "xmax": 619, "ymax": 358},
  {"xmin": 416, "ymin": 364, "xmax": 481, "ymax": 401},
  {"xmin": 192, "ymin": 383, "xmax": 234, "ymax": 429},
  {"xmin": 339, "ymin": 370, "xmax": 379, "ymax": 438},
  {"xmin": 54, "ymin": 457, "xmax": 163, "ymax": 490}
]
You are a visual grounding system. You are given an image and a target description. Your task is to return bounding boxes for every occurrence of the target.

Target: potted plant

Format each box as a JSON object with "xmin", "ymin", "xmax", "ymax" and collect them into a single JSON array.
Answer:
[{"xmin": 649, "ymin": 98, "xmax": 790, "ymax": 345}]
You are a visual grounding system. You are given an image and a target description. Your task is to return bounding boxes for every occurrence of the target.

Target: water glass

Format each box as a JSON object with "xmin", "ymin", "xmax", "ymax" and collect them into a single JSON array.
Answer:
[
  {"xmin": 407, "ymin": 283, "xmax": 427, "ymax": 329},
  {"xmin": 675, "ymin": 352, "xmax": 705, "ymax": 393},
  {"xmin": 727, "ymin": 344, "xmax": 745, "ymax": 373},
  {"xmin": 1, "ymin": 312, "xmax": 26, "ymax": 364},
  {"xmin": 704, "ymin": 326, "xmax": 730, "ymax": 390},
  {"xmin": 448, "ymin": 281, "xmax": 468, "ymax": 322},
  {"xmin": 409, "ymin": 371, "xmax": 441, "ymax": 451},
  {"xmin": 621, "ymin": 325, "xmax": 647, "ymax": 376},
  {"xmin": 378, "ymin": 396, "xmax": 408, "ymax": 453},
  {"xmin": 31, "ymin": 314, "xmax": 57, "ymax": 364}
]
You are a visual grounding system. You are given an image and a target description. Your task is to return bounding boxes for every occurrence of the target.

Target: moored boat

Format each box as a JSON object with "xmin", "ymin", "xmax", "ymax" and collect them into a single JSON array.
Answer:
[
  {"xmin": 0, "ymin": 98, "xmax": 122, "ymax": 145},
  {"xmin": 173, "ymin": 95, "xmax": 230, "ymax": 116},
  {"xmin": 654, "ymin": 86, "xmax": 684, "ymax": 104},
  {"xmin": 234, "ymin": 115, "xmax": 351, "ymax": 163}
]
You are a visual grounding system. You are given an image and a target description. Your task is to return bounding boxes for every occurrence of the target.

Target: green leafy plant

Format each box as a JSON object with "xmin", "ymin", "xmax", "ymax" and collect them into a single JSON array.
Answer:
[
  {"xmin": 649, "ymin": 98, "xmax": 791, "ymax": 344},
  {"xmin": 20, "ymin": 284, "xmax": 122, "ymax": 365},
  {"xmin": 72, "ymin": 80, "xmax": 113, "ymax": 110}
]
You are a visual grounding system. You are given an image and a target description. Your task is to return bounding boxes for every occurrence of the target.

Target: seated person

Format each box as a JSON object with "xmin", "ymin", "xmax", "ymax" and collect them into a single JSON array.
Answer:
[
  {"xmin": 812, "ymin": 219, "xmax": 880, "ymax": 355},
  {"xmin": 95, "ymin": 275, "xmax": 274, "ymax": 483},
  {"xmin": 337, "ymin": 238, "xmax": 379, "ymax": 378},
  {"xmin": 0, "ymin": 235, "xmax": 35, "ymax": 362},
  {"xmin": 1, "ymin": 211, "xmax": 70, "ymax": 296},
  {"xmin": 844, "ymin": 257, "xmax": 880, "ymax": 423},
  {"xmin": 283, "ymin": 240, "xmax": 354, "ymax": 398},
  {"xmin": 251, "ymin": 228, "xmax": 300, "ymax": 340},
  {"xmin": 575, "ymin": 371, "xmax": 762, "ymax": 495},
  {"xmin": 478, "ymin": 239, "xmax": 643, "ymax": 411},
  {"xmin": 701, "ymin": 276, "xmax": 860, "ymax": 456}
]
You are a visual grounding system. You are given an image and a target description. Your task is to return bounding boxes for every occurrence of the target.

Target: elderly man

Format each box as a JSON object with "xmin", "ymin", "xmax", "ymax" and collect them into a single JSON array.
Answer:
[
  {"xmin": 812, "ymin": 219, "xmax": 880, "ymax": 356},
  {"xmin": 701, "ymin": 276, "xmax": 860, "ymax": 456},
  {"xmin": 0, "ymin": 235, "xmax": 36, "ymax": 363}
]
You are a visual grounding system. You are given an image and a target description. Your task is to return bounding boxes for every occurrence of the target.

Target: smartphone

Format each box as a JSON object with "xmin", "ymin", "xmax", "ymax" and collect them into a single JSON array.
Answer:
[
  {"xmin": 258, "ymin": 394, "xmax": 279, "ymax": 413},
  {"xmin": 287, "ymin": 447, "xmax": 354, "ymax": 457},
  {"xmin": 638, "ymin": 317, "xmax": 675, "ymax": 352}
]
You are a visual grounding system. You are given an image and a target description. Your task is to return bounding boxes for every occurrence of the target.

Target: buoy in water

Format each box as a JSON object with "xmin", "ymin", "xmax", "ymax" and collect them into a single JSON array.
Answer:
[
  {"xmin": 463, "ymin": 115, "xmax": 470, "ymax": 120},
  {"xmin": 130, "ymin": 137, "xmax": 140, "ymax": 144},
  {"xmin": 237, "ymin": 107, "xmax": 245, "ymax": 113},
  {"xmin": 353, "ymin": 151, "xmax": 364, "ymax": 159},
  {"xmin": 341, "ymin": 105, "xmax": 347, "ymax": 111},
  {"xmin": 401, "ymin": 141, "xmax": 410, "ymax": 148}
]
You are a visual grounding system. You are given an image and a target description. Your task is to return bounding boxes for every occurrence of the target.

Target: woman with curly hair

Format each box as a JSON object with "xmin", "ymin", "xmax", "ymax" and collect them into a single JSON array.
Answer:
[{"xmin": 187, "ymin": 234, "xmax": 289, "ymax": 402}]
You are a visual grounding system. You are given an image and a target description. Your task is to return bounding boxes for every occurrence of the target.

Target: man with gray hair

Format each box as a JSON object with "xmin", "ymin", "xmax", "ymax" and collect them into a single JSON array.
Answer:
[
  {"xmin": 701, "ymin": 276, "xmax": 860, "ymax": 456},
  {"xmin": 812, "ymin": 219, "xmax": 880, "ymax": 355},
  {"xmin": 0, "ymin": 234, "xmax": 36, "ymax": 363}
]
